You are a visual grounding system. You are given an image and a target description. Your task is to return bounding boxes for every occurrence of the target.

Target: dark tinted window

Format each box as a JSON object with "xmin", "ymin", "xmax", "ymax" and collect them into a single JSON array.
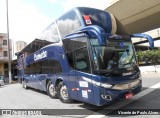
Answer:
[
  {"xmin": 3, "ymin": 40, "xmax": 7, "ymax": 45},
  {"xmin": 4, "ymin": 63, "xmax": 8, "ymax": 69},
  {"xmin": 63, "ymin": 36, "xmax": 88, "ymax": 53},
  {"xmin": 3, "ymin": 51, "xmax": 7, "ymax": 57},
  {"xmin": 57, "ymin": 10, "xmax": 81, "ymax": 38},
  {"xmin": 41, "ymin": 60, "xmax": 62, "ymax": 74},
  {"xmin": 25, "ymin": 62, "xmax": 41, "ymax": 74},
  {"xmin": 25, "ymin": 60, "xmax": 62, "ymax": 74}
]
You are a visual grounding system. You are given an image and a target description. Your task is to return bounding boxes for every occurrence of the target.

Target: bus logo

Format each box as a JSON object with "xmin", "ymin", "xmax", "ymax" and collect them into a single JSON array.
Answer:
[
  {"xmin": 119, "ymin": 42, "xmax": 124, "ymax": 48},
  {"xmin": 83, "ymin": 15, "xmax": 92, "ymax": 25},
  {"xmin": 123, "ymin": 72, "xmax": 132, "ymax": 76},
  {"xmin": 34, "ymin": 51, "xmax": 47, "ymax": 61}
]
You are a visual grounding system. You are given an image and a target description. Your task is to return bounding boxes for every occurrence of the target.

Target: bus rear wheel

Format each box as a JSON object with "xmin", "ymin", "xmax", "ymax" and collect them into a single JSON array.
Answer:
[
  {"xmin": 57, "ymin": 81, "xmax": 72, "ymax": 103},
  {"xmin": 47, "ymin": 81, "xmax": 57, "ymax": 99}
]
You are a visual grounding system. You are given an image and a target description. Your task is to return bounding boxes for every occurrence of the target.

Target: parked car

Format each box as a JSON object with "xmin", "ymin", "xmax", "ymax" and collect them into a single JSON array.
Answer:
[{"xmin": 0, "ymin": 75, "xmax": 4, "ymax": 86}]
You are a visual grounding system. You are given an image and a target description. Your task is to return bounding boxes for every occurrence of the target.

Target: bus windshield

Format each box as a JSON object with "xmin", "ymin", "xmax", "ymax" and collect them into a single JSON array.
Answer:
[{"xmin": 90, "ymin": 38, "xmax": 137, "ymax": 73}]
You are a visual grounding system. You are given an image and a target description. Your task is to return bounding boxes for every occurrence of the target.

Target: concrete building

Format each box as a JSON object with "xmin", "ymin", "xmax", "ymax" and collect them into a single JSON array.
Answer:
[
  {"xmin": 105, "ymin": 0, "xmax": 160, "ymax": 50},
  {"xmin": 16, "ymin": 41, "xmax": 27, "ymax": 53},
  {"xmin": 0, "ymin": 33, "xmax": 12, "ymax": 83},
  {"xmin": 105, "ymin": 0, "xmax": 160, "ymax": 34}
]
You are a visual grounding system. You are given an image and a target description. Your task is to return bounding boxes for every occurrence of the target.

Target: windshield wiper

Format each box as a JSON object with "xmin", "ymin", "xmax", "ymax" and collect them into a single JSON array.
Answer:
[
  {"xmin": 94, "ymin": 68, "xmax": 127, "ymax": 77},
  {"xmin": 122, "ymin": 62, "xmax": 133, "ymax": 67},
  {"xmin": 122, "ymin": 62, "xmax": 139, "ymax": 71}
]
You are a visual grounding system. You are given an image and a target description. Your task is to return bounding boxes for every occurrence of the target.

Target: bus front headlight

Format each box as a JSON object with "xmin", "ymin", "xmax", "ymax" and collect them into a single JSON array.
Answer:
[{"xmin": 101, "ymin": 83, "xmax": 113, "ymax": 88}]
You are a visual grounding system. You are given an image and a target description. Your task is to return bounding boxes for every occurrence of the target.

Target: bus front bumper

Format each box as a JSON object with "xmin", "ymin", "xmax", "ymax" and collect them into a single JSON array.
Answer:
[{"xmin": 96, "ymin": 79, "xmax": 142, "ymax": 106}]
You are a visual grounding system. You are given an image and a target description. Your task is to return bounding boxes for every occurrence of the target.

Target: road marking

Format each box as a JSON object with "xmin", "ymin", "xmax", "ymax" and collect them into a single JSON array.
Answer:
[
  {"xmin": 86, "ymin": 83, "xmax": 160, "ymax": 118},
  {"xmin": 150, "ymin": 83, "xmax": 160, "ymax": 88}
]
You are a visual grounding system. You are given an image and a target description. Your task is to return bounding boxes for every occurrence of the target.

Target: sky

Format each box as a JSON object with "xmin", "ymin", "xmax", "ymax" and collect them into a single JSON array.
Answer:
[
  {"xmin": 0, "ymin": 0, "xmax": 116, "ymax": 59},
  {"xmin": 0, "ymin": 0, "xmax": 115, "ymax": 44},
  {"xmin": 0, "ymin": 0, "xmax": 159, "ymax": 59}
]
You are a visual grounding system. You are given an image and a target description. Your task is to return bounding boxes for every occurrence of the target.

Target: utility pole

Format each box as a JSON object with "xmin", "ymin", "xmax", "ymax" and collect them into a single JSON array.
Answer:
[{"xmin": 6, "ymin": 0, "xmax": 12, "ymax": 84}]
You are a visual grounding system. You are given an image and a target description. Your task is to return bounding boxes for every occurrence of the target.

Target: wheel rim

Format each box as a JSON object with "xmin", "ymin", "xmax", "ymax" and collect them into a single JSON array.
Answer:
[
  {"xmin": 49, "ymin": 84, "xmax": 56, "ymax": 96},
  {"xmin": 60, "ymin": 85, "xmax": 69, "ymax": 100}
]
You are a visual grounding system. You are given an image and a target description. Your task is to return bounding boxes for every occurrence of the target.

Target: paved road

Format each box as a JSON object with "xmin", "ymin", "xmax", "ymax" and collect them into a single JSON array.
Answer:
[{"xmin": 0, "ymin": 73, "xmax": 160, "ymax": 118}]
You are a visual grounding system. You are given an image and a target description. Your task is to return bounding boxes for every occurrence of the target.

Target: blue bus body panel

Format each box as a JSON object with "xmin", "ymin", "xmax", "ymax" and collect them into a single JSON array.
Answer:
[
  {"xmin": 68, "ymin": 70, "xmax": 95, "ymax": 104},
  {"xmin": 87, "ymin": 73, "xmax": 141, "ymax": 106},
  {"xmin": 131, "ymin": 33, "xmax": 154, "ymax": 49},
  {"xmin": 24, "ymin": 44, "xmax": 71, "ymax": 91},
  {"xmin": 26, "ymin": 46, "xmax": 60, "ymax": 65}
]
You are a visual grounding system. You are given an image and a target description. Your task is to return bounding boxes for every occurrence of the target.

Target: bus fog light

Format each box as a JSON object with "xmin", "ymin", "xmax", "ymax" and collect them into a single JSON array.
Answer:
[
  {"xmin": 101, "ymin": 83, "xmax": 113, "ymax": 88},
  {"xmin": 101, "ymin": 94, "xmax": 112, "ymax": 100}
]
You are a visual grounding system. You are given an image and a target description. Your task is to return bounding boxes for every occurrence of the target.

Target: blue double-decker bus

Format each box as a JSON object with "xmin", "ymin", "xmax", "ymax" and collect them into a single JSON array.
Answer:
[{"xmin": 17, "ymin": 7, "xmax": 154, "ymax": 106}]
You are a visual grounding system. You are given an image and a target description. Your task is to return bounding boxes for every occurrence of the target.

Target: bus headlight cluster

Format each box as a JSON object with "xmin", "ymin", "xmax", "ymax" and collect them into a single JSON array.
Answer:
[
  {"xmin": 91, "ymin": 80, "xmax": 113, "ymax": 88},
  {"xmin": 101, "ymin": 83, "xmax": 113, "ymax": 88}
]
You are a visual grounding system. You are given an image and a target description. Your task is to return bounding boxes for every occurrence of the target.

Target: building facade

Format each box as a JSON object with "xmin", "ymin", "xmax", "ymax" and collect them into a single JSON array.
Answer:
[
  {"xmin": 0, "ymin": 33, "xmax": 12, "ymax": 83},
  {"xmin": 16, "ymin": 41, "xmax": 27, "ymax": 53}
]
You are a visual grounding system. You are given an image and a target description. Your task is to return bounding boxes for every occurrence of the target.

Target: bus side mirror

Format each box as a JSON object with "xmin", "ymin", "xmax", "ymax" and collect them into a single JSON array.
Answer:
[{"xmin": 131, "ymin": 33, "xmax": 154, "ymax": 49}]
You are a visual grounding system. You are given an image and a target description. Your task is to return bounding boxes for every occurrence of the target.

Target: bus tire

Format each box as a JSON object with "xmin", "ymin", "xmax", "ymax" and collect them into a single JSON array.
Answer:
[
  {"xmin": 57, "ymin": 81, "xmax": 72, "ymax": 103},
  {"xmin": 47, "ymin": 81, "xmax": 57, "ymax": 99},
  {"xmin": 22, "ymin": 81, "xmax": 28, "ymax": 89}
]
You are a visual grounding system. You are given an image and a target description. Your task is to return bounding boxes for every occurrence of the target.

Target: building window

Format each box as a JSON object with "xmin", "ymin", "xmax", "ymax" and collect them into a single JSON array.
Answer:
[
  {"xmin": 4, "ymin": 63, "xmax": 8, "ymax": 69},
  {"xmin": 3, "ymin": 40, "xmax": 7, "ymax": 45},
  {"xmin": 3, "ymin": 51, "xmax": 8, "ymax": 57}
]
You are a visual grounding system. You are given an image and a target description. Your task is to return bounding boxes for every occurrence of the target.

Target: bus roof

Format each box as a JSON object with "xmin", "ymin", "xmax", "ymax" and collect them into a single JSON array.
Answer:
[
  {"xmin": 57, "ymin": 7, "xmax": 127, "ymax": 35},
  {"xmin": 18, "ymin": 7, "xmax": 127, "ymax": 55}
]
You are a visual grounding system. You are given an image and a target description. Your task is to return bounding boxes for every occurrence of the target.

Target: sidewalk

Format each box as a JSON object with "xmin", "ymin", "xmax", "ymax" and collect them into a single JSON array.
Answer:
[{"xmin": 139, "ymin": 65, "xmax": 160, "ymax": 74}]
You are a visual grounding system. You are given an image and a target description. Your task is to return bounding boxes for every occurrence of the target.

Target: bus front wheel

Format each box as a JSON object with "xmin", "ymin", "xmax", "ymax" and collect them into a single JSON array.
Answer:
[
  {"xmin": 47, "ymin": 81, "xmax": 57, "ymax": 99},
  {"xmin": 57, "ymin": 81, "xmax": 72, "ymax": 103}
]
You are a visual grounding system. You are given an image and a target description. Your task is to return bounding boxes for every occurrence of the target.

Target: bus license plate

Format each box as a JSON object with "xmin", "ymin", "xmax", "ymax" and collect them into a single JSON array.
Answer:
[{"xmin": 125, "ymin": 93, "xmax": 133, "ymax": 100}]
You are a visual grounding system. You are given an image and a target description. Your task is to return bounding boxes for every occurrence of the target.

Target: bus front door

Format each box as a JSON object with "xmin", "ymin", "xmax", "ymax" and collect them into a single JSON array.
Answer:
[
  {"xmin": 68, "ymin": 70, "xmax": 78, "ymax": 100},
  {"xmin": 73, "ymin": 47, "xmax": 95, "ymax": 104},
  {"xmin": 75, "ymin": 71, "xmax": 95, "ymax": 104}
]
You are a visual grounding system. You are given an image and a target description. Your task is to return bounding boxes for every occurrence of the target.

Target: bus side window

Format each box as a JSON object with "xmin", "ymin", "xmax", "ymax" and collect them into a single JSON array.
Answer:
[
  {"xmin": 74, "ymin": 47, "xmax": 91, "ymax": 73},
  {"xmin": 37, "ymin": 22, "xmax": 60, "ymax": 44},
  {"xmin": 57, "ymin": 10, "xmax": 81, "ymax": 38},
  {"xmin": 41, "ymin": 60, "xmax": 62, "ymax": 74},
  {"xmin": 53, "ymin": 60, "xmax": 62, "ymax": 74}
]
